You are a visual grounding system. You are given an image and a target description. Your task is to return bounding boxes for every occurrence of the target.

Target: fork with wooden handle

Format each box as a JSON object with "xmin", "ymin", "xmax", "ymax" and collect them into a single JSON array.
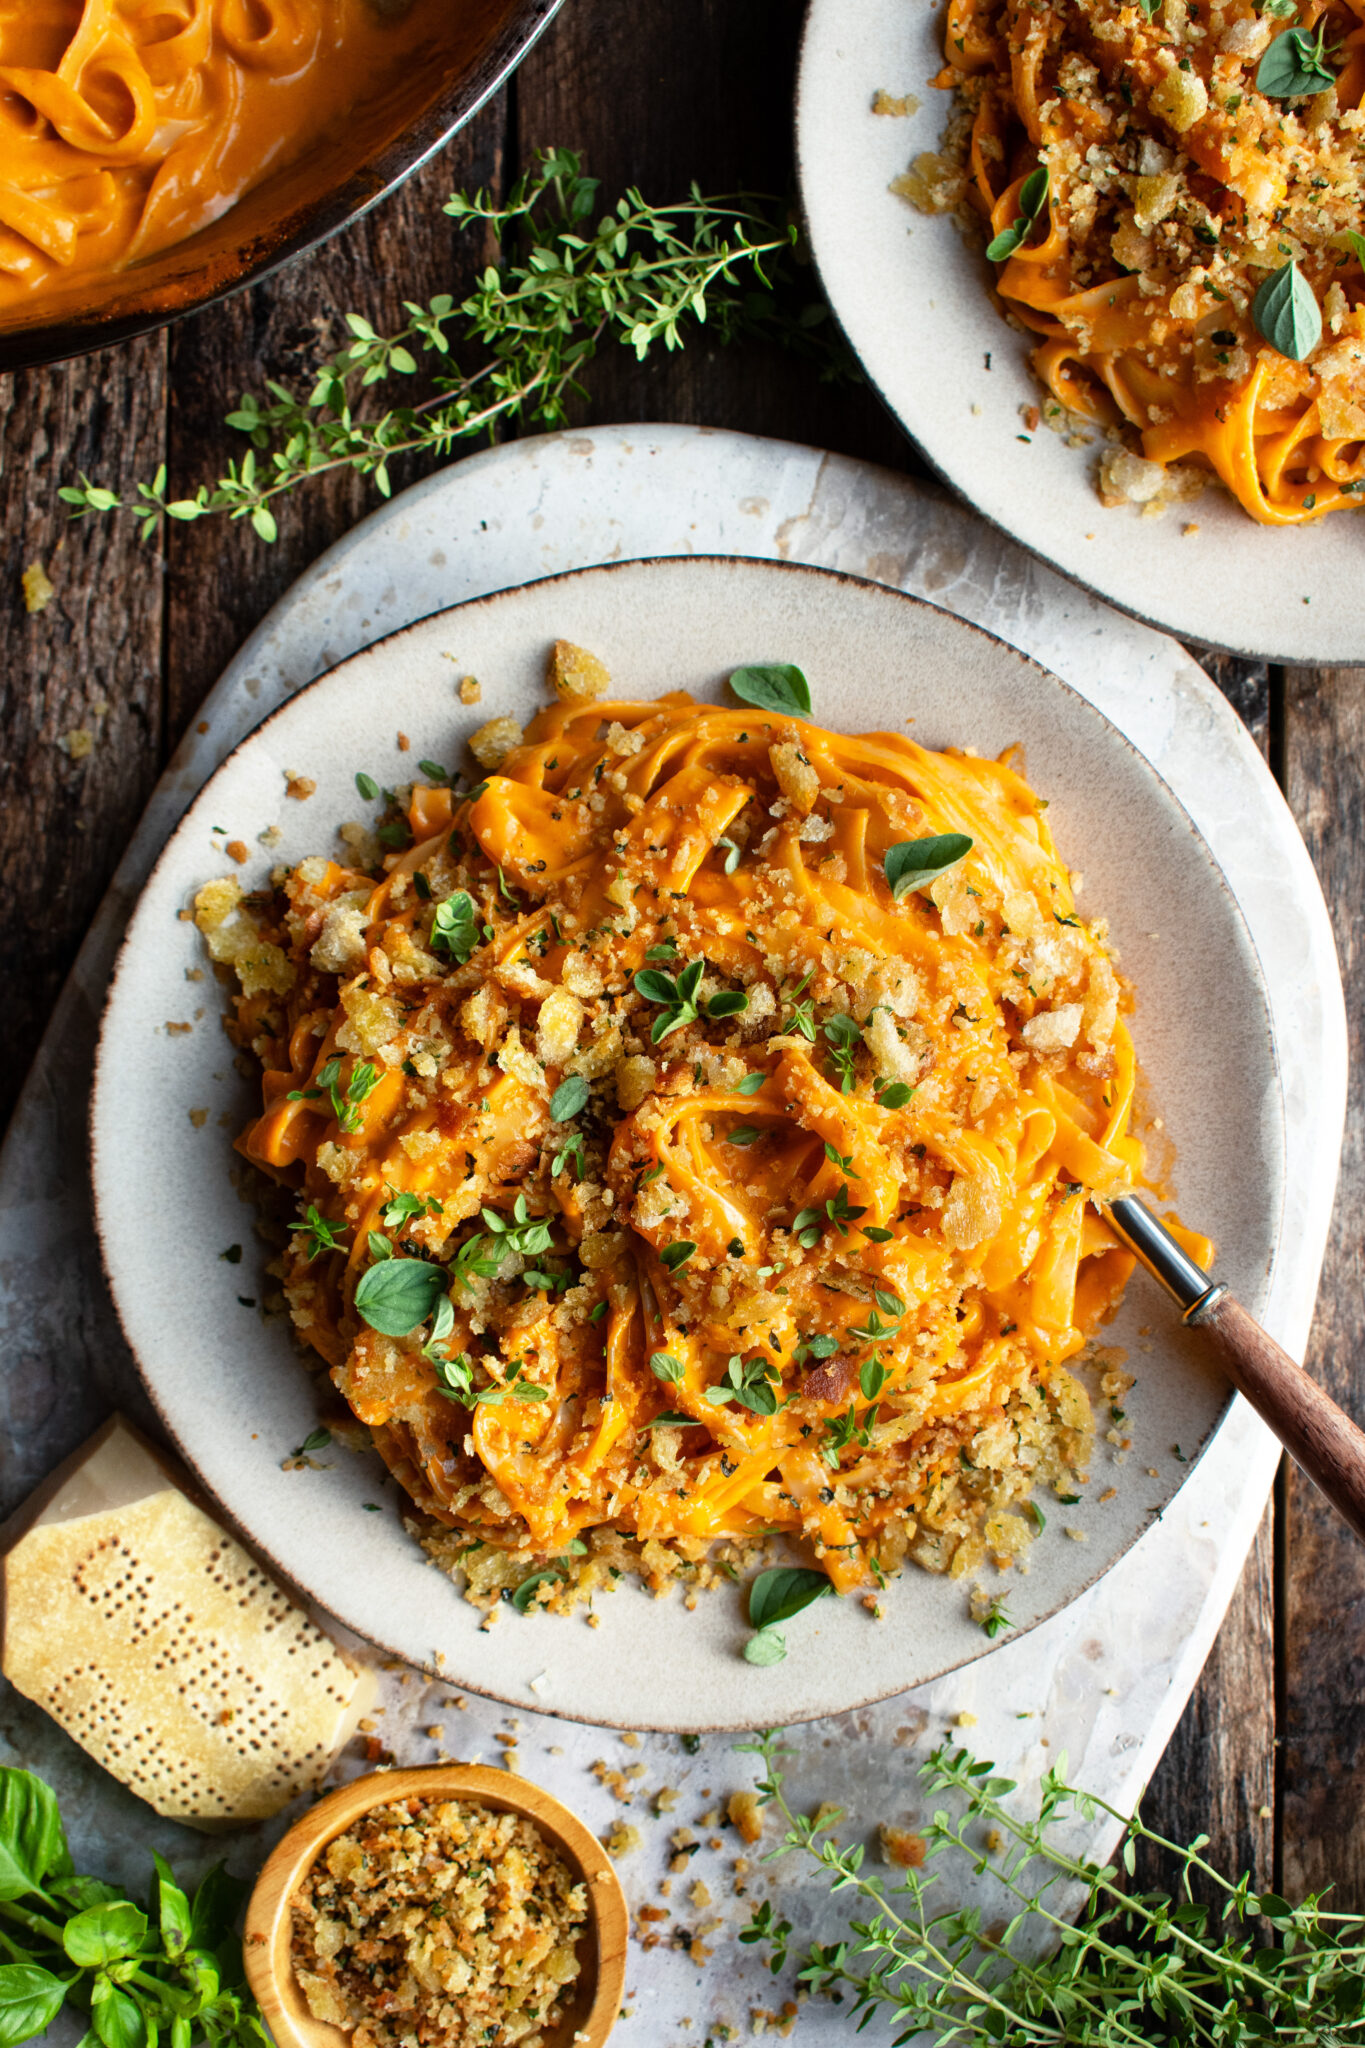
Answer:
[{"xmin": 1106, "ymin": 1194, "xmax": 1365, "ymax": 1545}]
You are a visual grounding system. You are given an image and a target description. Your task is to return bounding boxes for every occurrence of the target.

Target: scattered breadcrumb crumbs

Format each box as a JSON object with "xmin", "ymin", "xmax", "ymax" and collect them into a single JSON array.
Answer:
[
  {"xmin": 879, "ymin": 1821, "xmax": 928, "ymax": 1868},
  {"xmin": 548, "ymin": 639, "xmax": 610, "ymax": 703},
  {"xmin": 425, "ymin": 1725, "xmax": 443, "ymax": 1739},
  {"xmin": 620, "ymin": 1731, "xmax": 641, "ymax": 1749},
  {"xmin": 954, "ymin": 1711, "xmax": 977, "ymax": 1729},
  {"xmin": 22, "ymin": 563, "xmax": 54, "ymax": 614},
  {"xmin": 603, "ymin": 1822, "xmax": 642, "ymax": 1859},
  {"xmin": 60, "ymin": 728, "xmax": 94, "ymax": 760},
  {"xmin": 397, "ymin": 732, "xmax": 411, "ymax": 751},
  {"xmin": 1064, "ymin": 1526, "xmax": 1089, "ymax": 1542},
  {"xmin": 984, "ymin": 1828, "xmax": 1003, "ymax": 1853},
  {"xmin": 225, "ymin": 840, "xmax": 249, "ymax": 865},
  {"xmin": 291, "ymin": 1795, "xmax": 587, "ymax": 2048},
  {"xmin": 1098, "ymin": 1487, "xmax": 1118, "ymax": 1504},
  {"xmin": 285, "ymin": 771, "xmax": 316, "ymax": 800},
  {"xmin": 188, "ymin": 1109, "xmax": 208, "ymax": 1128},
  {"xmin": 458, "ymin": 676, "xmax": 482, "ymax": 705},
  {"xmin": 727, "ymin": 1792, "xmax": 763, "ymax": 1845},
  {"xmin": 689, "ymin": 1879, "xmax": 712, "ymax": 1910},
  {"xmin": 872, "ymin": 89, "xmax": 919, "ymax": 115},
  {"xmin": 1183, "ymin": 524, "xmax": 1200, "ymax": 537}
]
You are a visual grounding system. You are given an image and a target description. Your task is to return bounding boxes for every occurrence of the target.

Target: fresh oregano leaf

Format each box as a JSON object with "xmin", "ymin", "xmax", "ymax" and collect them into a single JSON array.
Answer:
[
  {"xmin": 510, "ymin": 1566, "xmax": 567, "ymax": 1614},
  {"xmin": 354, "ymin": 771, "xmax": 380, "ymax": 801},
  {"xmin": 735, "ymin": 1071, "xmax": 766, "ymax": 1095},
  {"xmin": 644, "ymin": 1411, "xmax": 696, "ymax": 1428},
  {"xmin": 706, "ymin": 989, "xmax": 750, "ymax": 1019},
  {"xmin": 661, "ymin": 1241, "xmax": 697, "ymax": 1272},
  {"xmin": 748, "ymin": 1565, "xmax": 834, "ymax": 1631},
  {"xmin": 884, "ymin": 833, "xmax": 974, "ymax": 901},
  {"xmin": 549, "ymin": 1074, "xmax": 589, "ymax": 1122},
  {"xmin": 1256, "ymin": 23, "xmax": 1336, "ymax": 96},
  {"xmin": 649, "ymin": 1350, "xmax": 685, "ymax": 1383},
  {"xmin": 728, "ymin": 664, "xmax": 812, "ymax": 716},
  {"xmin": 743, "ymin": 1625, "xmax": 788, "ymax": 1666},
  {"xmin": 986, "ymin": 165, "xmax": 1049, "ymax": 263},
  {"xmin": 1252, "ymin": 259, "xmax": 1321, "ymax": 361},
  {"xmin": 353, "ymin": 1259, "xmax": 448, "ymax": 1336}
]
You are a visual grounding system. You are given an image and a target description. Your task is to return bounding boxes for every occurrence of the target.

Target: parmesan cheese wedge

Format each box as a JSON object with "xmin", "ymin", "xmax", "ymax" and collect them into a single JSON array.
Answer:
[{"xmin": 2, "ymin": 1415, "xmax": 374, "ymax": 1828}]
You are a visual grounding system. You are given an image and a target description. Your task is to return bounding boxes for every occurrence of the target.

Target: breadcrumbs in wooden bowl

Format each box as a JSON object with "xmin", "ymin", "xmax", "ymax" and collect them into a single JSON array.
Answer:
[{"xmin": 244, "ymin": 1766, "xmax": 628, "ymax": 2048}]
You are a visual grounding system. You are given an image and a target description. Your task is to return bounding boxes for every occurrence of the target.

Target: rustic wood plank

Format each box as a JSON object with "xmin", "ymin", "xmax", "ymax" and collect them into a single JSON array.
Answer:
[
  {"xmin": 162, "ymin": 101, "xmax": 509, "ymax": 738},
  {"xmin": 0, "ymin": 336, "xmax": 168, "ymax": 1132},
  {"xmin": 1280, "ymin": 662, "xmax": 1365, "ymax": 1911},
  {"xmin": 513, "ymin": 0, "xmax": 901, "ymax": 465}
]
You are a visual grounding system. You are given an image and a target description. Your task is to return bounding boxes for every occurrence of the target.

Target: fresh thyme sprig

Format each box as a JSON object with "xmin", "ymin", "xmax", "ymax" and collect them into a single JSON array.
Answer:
[
  {"xmin": 737, "ymin": 1731, "xmax": 1365, "ymax": 2045},
  {"xmin": 59, "ymin": 149, "xmax": 847, "ymax": 544}
]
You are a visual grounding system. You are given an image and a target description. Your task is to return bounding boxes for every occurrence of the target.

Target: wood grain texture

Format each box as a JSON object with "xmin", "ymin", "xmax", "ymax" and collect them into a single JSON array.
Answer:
[
  {"xmin": 514, "ymin": 0, "xmax": 900, "ymax": 464},
  {"xmin": 1280, "ymin": 663, "xmax": 1365, "ymax": 1911},
  {"xmin": 0, "ymin": 337, "xmax": 167, "ymax": 1131},
  {"xmin": 242, "ymin": 1765, "xmax": 627, "ymax": 2048},
  {"xmin": 163, "ymin": 102, "xmax": 508, "ymax": 739}
]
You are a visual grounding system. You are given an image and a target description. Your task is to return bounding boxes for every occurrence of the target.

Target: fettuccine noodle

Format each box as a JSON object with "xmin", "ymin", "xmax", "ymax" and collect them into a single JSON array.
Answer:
[
  {"xmin": 199, "ymin": 653, "xmax": 1170, "ymax": 1605},
  {"xmin": 0, "ymin": 0, "xmax": 440, "ymax": 314},
  {"xmin": 917, "ymin": 0, "xmax": 1365, "ymax": 525}
]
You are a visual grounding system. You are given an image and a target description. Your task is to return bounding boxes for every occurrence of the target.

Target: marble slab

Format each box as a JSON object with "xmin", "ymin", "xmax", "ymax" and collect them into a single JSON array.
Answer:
[{"xmin": 0, "ymin": 425, "xmax": 1345, "ymax": 2044}]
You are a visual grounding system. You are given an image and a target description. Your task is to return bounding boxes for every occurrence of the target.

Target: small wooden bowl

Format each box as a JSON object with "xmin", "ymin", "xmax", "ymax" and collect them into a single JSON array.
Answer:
[{"xmin": 243, "ymin": 1766, "xmax": 628, "ymax": 2048}]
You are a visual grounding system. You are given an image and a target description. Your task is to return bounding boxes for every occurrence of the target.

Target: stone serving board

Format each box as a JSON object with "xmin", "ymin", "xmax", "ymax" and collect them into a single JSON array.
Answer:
[{"xmin": 0, "ymin": 425, "xmax": 1345, "ymax": 2043}]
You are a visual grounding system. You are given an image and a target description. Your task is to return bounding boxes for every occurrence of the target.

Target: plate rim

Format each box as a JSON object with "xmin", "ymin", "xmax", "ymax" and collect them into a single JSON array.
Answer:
[
  {"xmin": 792, "ymin": 0, "xmax": 1365, "ymax": 668},
  {"xmin": 89, "ymin": 551, "xmax": 1287, "ymax": 1727}
]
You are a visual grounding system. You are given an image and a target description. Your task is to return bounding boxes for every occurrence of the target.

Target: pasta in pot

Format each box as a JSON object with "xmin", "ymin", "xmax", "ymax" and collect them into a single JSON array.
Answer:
[
  {"xmin": 0, "ymin": 0, "xmax": 441, "ymax": 315},
  {"xmin": 198, "ymin": 656, "xmax": 1174, "ymax": 1606},
  {"xmin": 920, "ymin": 0, "xmax": 1365, "ymax": 526}
]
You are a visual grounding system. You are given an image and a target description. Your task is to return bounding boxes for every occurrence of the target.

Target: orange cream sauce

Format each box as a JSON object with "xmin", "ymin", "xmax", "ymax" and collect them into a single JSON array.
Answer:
[{"xmin": 0, "ymin": 0, "xmax": 434, "ymax": 312}]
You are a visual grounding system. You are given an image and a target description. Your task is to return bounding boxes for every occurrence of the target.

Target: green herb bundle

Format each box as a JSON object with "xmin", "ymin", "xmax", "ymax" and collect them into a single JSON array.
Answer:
[
  {"xmin": 739, "ymin": 1731, "xmax": 1365, "ymax": 2044},
  {"xmin": 60, "ymin": 149, "xmax": 846, "ymax": 545},
  {"xmin": 0, "ymin": 1770, "xmax": 266, "ymax": 2048}
]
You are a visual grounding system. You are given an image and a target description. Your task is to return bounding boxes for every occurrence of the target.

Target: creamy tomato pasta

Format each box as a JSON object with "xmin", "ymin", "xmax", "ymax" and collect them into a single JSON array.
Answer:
[
  {"xmin": 914, "ymin": 0, "xmax": 1365, "ymax": 525},
  {"xmin": 0, "ymin": 0, "xmax": 444, "ymax": 316},
  {"xmin": 198, "ymin": 645, "xmax": 1155, "ymax": 1612}
]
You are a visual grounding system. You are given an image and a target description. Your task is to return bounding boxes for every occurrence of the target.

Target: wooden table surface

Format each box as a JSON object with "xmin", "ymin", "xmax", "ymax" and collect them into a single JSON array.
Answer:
[{"xmin": 1, "ymin": 0, "xmax": 1359, "ymax": 1908}]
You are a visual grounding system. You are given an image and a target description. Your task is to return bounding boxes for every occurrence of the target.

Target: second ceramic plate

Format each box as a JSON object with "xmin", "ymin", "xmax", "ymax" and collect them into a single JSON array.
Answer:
[
  {"xmin": 796, "ymin": 0, "xmax": 1364, "ymax": 664},
  {"xmin": 92, "ymin": 556, "xmax": 1283, "ymax": 1728}
]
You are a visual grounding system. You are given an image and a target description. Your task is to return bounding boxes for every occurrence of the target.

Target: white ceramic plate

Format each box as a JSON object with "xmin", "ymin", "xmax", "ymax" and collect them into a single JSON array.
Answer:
[
  {"xmin": 92, "ymin": 557, "xmax": 1284, "ymax": 1729},
  {"xmin": 796, "ymin": 0, "xmax": 1363, "ymax": 665}
]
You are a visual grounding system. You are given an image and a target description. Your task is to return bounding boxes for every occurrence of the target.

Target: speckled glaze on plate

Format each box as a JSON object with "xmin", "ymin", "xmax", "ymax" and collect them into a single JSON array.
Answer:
[
  {"xmin": 796, "ymin": 0, "xmax": 1365, "ymax": 665},
  {"xmin": 90, "ymin": 555, "xmax": 1284, "ymax": 1729}
]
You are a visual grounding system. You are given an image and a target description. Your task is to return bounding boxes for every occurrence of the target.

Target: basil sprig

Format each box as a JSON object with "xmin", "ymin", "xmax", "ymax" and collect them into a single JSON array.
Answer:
[
  {"xmin": 728, "ymin": 664, "xmax": 812, "ymax": 716},
  {"xmin": 884, "ymin": 833, "xmax": 974, "ymax": 901},
  {"xmin": 986, "ymin": 166, "xmax": 1049, "ymax": 263},
  {"xmin": 1252, "ymin": 259, "xmax": 1322, "ymax": 361},
  {"xmin": 1256, "ymin": 22, "xmax": 1336, "ymax": 97}
]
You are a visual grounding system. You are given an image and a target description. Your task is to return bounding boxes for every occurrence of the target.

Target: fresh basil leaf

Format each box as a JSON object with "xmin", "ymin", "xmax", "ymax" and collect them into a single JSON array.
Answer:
[
  {"xmin": 660, "ymin": 1241, "xmax": 696, "ymax": 1272},
  {"xmin": 90, "ymin": 1981, "xmax": 143, "ymax": 2048},
  {"xmin": 1256, "ymin": 24, "xmax": 1335, "ymax": 96},
  {"xmin": 633, "ymin": 968, "xmax": 678, "ymax": 1004},
  {"xmin": 735, "ymin": 1071, "xmax": 766, "ymax": 1096},
  {"xmin": 728, "ymin": 1126, "xmax": 762, "ymax": 1147},
  {"xmin": 1252, "ymin": 258, "xmax": 1322, "ymax": 360},
  {"xmin": 677, "ymin": 960, "xmax": 705, "ymax": 1002},
  {"xmin": 874, "ymin": 1289, "xmax": 906, "ymax": 1317},
  {"xmin": 644, "ymin": 940, "xmax": 679, "ymax": 963},
  {"xmin": 353, "ymin": 1259, "xmax": 448, "ymax": 1336},
  {"xmin": 150, "ymin": 1853, "xmax": 192, "ymax": 1962},
  {"xmin": 743, "ymin": 1625, "xmax": 787, "ymax": 1666},
  {"xmin": 549, "ymin": 1075, "xmax": 589, "ymax": 1122},
  {"xmin": 803, "ymin": 1334, "xmax": 839, "ymax": 1359},
  {"xmin": 649, "ymin": 1351, "xmax": 684, "ymax": 1383},
  {"xmin": 188, "ymin": 1868, "xmax": 245, "ymax": 1954},
  {"xmin": 0, "ymin": 1965, "xmax": 69, "ymax": 2046},
  {"xmin": 876, "ymin": 1082, "xmax": 914, "ymax": 1109},
  {"xmin": 354, "ymin": 771, "xmax": 380, "ymax": 801},
  {"xmin": 706, "ymin": 990, "xmax": 749, "ymax": 1019},
  {"xmin": 51, "ymin": 1878, "xmax": 121, "ymax": 1912},
  {"xmin": 728, "ymin": 664, "xmax": 812, "ymax": 717},
  {"xmin": 293, "ymin": 1427, "xmax": 331, "ymax": 1456},
  {"xmin": 0, "ymin": 1771, "xmax": 73, "ymax": 1902},
  {"xmin": 63, "ymin": 1903, "xmax": 148, "ymax": 1969},
  {"xmin": 367, "ymin": 1232, "xmax": 393, "ymax": 1261},
  {"xmin": 748, "ymin": 1565, "xmax": 835, "ymax": 1631},
  {"xmin": 862, "ymin": 1224, "xmax": 894, "ymax": 1242},
  {"xmin": 884, "ymin": 833, "xmax": 974, "ymax": 901},
  {"xmin": 417, "ymin": 760, "xmax": 450, "ymax": 784},
  {"xmin": 430, "ymin": 890, "xmax": 479, "ymax": 962},
  {"xmin": 645, "ymin": 1412, "xmax": 696, "ymax": 1428}
]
